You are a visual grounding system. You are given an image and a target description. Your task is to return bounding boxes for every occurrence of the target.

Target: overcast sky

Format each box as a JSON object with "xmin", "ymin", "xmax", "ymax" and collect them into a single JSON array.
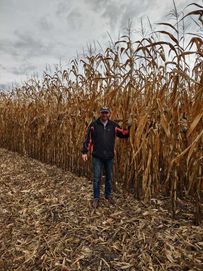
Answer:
[{"xmin": 0, "ymin": 0, "xmax": 202, "ymax": 89}]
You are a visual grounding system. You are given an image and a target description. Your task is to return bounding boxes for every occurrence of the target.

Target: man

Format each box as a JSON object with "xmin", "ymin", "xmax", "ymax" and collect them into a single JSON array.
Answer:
[{"xmin": 81, "ymin": 107, "xmax": 130, "ymax": 208}]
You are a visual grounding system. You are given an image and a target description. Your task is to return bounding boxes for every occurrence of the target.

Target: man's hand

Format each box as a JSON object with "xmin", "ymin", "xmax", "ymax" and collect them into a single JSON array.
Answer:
[
  {"xmin": 127, "ymin": 116, "xmax": 133, "ymax": 127},
  {"xmin": 82, "ymin": 154, "xmax": 88, "ymax": 161}
]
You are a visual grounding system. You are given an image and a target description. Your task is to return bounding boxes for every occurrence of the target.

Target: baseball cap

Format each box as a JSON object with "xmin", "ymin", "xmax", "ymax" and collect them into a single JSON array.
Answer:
[{"xmin": 100, "ymin": 106, "xmax": 110, "ymax": 113}]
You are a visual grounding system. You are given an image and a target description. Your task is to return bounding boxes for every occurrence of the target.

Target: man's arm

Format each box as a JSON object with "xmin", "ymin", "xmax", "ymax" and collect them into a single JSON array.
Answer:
[
  {"xmin": 115, "ymin": 123, "xmax": 130, "ymax": 139},
  {"xmin": 81, "ymin": 123, "xmax": 94, "ymax": 158}
]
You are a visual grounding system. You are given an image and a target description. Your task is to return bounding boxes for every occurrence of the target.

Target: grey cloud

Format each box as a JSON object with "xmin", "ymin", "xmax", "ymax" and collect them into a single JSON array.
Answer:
[
  {"xmin": 8, "ymin": 63, "xmax": 37, "ymax": 76},
  {"xmin": 119, "ymin": 0, "xmax": 156, "ymax": 29},
  {"xmin": 85, "ymin": 0, "xmax": 110, "ymax": 11},
  {"xmin": 56, "ymin": 1, "xmax": 87, "ymax": 31},
  {"xmin": 0, "ymin": 30, "xmax": 54, "ymax": 59},
  {"xmin": 85, "ymin": 0, "xmax": 123, "ymax": 28},
  {"xmin": 14, "ymin": 30, "xmax": 53, "ymax": 57},
  {"xmin": 0, "ymin": 39, "xmax": 21, "ymax": 57},
  {"xmin": 0, "ymin": 83, "xmax": 11, "ymax": 90},
  {"xmin": 1, "ymin": 0, "xmax": 201, "ymax": 87},
  {"xmin": 0, "ymin": 79, "xmax": 15, "ymax": 90},
  {"xmin": 38, "ymin": 17, "xmax": 53, "ymax": 31},
  {"xmin": 56, "ymin": 0, "xmax": 74, "ymax": 16},
  {"xmin": 102, "ymin": 2, "xmax": 126, "ymax": 29},
  {"xmin": 84, "ymin": 0, "xmax": 192, "ymax": 32},
  {"xmin": 0, "ymin": 0, "xmax": 15, "ymax": 9},
  {"xmin": 85, "ymin": 0, "xmax": 152, "ymax": 30},
  {"xmin": 0, "ymin": 64, "xmax": 7, "ymax": 71},
  {"xmin": 0, "ymin": 83, "xmax": 7, "ymax": 89},
  {"xmin": 0, "ymin": 62, "xmax": 37, "ymax": 76},
  {"xmin": 66, "ymin": 9, "xmax": 83, "ymax": 30}
]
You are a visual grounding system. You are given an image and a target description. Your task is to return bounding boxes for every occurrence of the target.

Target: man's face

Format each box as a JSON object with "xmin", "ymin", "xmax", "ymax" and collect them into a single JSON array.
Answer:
[{"xmin": 100, "ymin": 111, "xmax": 110, "ymax": 121}]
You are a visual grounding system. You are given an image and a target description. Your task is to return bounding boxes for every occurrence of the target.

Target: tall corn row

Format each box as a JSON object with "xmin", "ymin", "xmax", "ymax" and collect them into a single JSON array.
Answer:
[{"xmin": 0, "ymin": 5, "xmax": 202, "ymax": 223}]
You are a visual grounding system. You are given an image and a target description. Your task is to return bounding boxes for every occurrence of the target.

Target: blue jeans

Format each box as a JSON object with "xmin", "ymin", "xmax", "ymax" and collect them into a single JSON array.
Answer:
[{"xmin": 92, "ymin": 156, "xmax": 114, "ymax": 199}]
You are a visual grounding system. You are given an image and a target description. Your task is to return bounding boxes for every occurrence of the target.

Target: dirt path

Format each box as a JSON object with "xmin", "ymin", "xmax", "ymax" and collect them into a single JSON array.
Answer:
[{"xmin": 0, "ymin": 148, "xmax": 202, "ymax": 271}]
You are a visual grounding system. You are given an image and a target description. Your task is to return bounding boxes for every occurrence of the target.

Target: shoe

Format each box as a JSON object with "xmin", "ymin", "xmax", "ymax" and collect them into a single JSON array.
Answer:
[
  {"xmin": 92, "ymin": 198, "xmax": 99, "ymax": 208},
  {"xmin": 106, "ymin": 196, "xmax": 114, "ymax": 205}
]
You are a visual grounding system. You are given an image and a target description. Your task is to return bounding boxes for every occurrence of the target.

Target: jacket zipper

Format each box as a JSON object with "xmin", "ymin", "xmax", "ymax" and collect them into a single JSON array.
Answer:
[{"xmin": 103, "ymin": 123, "xmax": 107, "ymax": 155}]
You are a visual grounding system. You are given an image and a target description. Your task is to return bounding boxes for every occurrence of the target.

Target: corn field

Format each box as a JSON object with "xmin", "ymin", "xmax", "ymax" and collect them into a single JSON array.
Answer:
[{"xmin": 0, "ymin": 3, "xmax": 202, "ymax": 223}]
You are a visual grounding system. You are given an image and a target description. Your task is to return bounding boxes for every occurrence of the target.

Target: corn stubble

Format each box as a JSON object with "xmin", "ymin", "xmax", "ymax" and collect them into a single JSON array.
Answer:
[
  {"xmin": 0, "ymin": 148, "xmax": 202, "ymax": 271},
  {"xmin": 0, "ymin": 4, "xmax": 202, "ymax": 223}
]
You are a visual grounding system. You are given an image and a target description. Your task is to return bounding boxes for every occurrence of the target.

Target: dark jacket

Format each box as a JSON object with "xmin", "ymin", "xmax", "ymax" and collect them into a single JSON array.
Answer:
[{"xmin": 81, "ymin": 117, "xmax": 130, "ymax": 159}]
